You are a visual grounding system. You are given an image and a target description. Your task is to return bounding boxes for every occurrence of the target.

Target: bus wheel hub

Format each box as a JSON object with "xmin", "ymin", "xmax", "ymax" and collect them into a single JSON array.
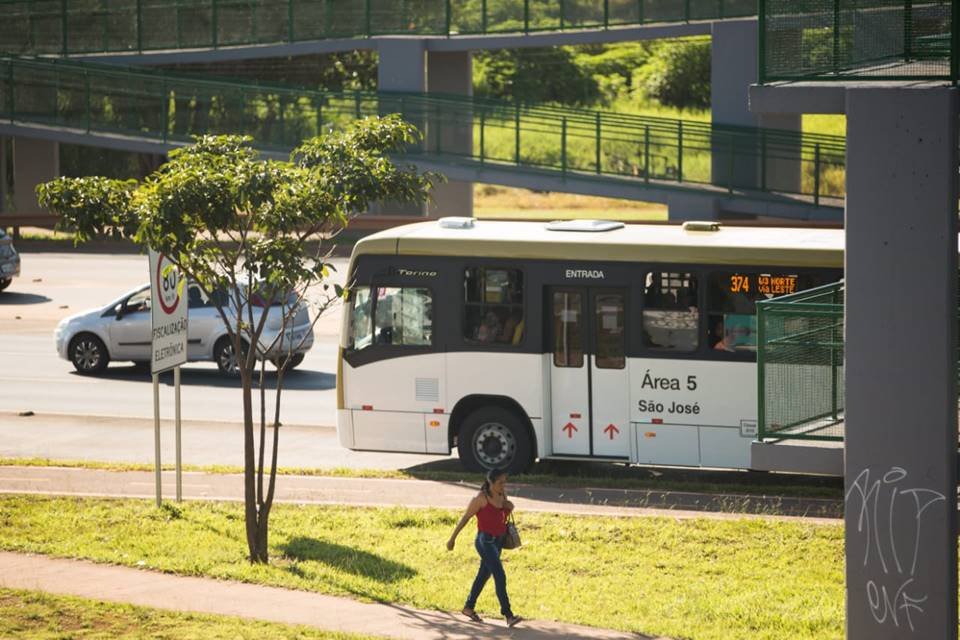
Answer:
[{"xmin": 475, "ymin": 422, "xmax": 515, "ymax": 466}]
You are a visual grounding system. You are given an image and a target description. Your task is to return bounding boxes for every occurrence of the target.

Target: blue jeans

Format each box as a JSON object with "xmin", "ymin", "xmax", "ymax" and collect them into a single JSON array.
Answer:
[{"xmin": 465, "ymin": 531, "xmax": 513, "ymax": 617}]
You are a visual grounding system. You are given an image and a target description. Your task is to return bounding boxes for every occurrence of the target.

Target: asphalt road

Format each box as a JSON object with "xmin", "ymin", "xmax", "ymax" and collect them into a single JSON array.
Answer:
[{"xmin": 0, "ymin": 251, "xmax": 452, "ymax": 470}]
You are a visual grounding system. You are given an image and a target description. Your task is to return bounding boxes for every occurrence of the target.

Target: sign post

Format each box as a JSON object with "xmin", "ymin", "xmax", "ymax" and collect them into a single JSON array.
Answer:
[{"xmin": 149, "ymin": 249, "xmax": 188, "ymax": 506}]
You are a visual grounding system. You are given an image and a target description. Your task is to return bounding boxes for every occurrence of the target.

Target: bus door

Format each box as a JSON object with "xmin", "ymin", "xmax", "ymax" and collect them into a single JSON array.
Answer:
[{"xmin": 549, "ymin": 287, "xmax": 630, "ymax": 458}]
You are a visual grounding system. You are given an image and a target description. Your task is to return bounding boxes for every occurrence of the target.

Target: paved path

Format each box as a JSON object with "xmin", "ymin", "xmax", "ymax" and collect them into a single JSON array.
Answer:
[
  {"xmin": 0, "ymin": 552, "xmax": 658, "ymax": 639},
  {"xmin": 0, "ymin": 465, "xmax": 842, "ymax": 523}
]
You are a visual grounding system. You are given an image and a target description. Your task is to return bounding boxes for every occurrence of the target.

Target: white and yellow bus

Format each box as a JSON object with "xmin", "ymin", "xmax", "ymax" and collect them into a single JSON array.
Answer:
[{"xmin": 336, "ymin": 218, "xmax": 843, "ymax": 474}]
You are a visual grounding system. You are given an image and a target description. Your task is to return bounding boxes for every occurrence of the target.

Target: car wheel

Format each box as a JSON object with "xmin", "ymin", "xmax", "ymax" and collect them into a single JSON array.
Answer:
[
  {"xmin": 0, "ymin": 278, "xmax": 10, "ymax": 292},
  {"xmin": 69, "ymin": 333, "xmax": 110, "ymax": 375},
  {"xmin": 457, "ymin": 406, "xmax": 533, "ymax": 475},
  {"xmin": 214, "ymin": 337, "xmax": 247, "ymax": 376},
  {"xmin": 272, "ymin": 353, "xmax": 305, "ymax": 371}
]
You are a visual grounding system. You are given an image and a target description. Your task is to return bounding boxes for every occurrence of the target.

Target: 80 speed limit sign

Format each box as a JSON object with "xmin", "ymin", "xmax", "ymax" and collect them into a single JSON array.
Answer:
[{"xmin": 149, "ymin": 249, "xmax": 188, "ymax": 374}]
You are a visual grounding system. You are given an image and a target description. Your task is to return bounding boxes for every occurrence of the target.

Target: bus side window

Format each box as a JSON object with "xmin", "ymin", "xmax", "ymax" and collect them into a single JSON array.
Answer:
[
  {"xmin": 349, "ymin": 287, "xmax": 373, "ymax": 351},
  {"xmin": 463, "ymin": 267, "xmax": 524, "ymax": 346},
  {"xmin": 641, "ymin": 271, "xmax": 699, "ymax": 352}
]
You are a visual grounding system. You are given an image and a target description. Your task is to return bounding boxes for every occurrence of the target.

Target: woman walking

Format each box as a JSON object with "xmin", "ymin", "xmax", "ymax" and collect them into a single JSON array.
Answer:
[{"xmin": 446, "ymin": 468, "xmax": 523, "ymax": 627}]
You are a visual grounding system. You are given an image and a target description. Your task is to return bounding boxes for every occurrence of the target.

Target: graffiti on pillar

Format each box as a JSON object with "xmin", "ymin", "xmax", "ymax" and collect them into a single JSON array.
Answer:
[{"xmin": 845, "ymin": 466, "xmax": 947, "ymax": 631}]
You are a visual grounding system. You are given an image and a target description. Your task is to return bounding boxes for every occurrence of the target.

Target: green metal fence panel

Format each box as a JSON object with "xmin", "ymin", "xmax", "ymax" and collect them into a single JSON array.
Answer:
[
  {"xmin": 0, "ymin": 55, "xmax": 848, "ymax": 201},
  {"xmin": 760, "ymin": 0, "xmax": 957, "ymax": 83},
  {"xmin": 757, "ymin": 280, "xmax": 846, "ymax": 442},
  {"xmin": 0, "ymin": 0, "xmax": 767, "ymax": 54}
]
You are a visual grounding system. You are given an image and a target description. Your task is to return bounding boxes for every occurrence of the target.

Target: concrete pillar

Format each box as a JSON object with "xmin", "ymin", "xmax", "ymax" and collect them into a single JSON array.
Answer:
[
  {"xmin": 13, "ymin": 137, "xmax": 59, "ymax": 214},
  {"xmin": 710, "ymin": 19, "xmax": 801, "ymax": 200},
  {"xmin": 426, "ymin": 50, "xmax": 473, "ymax": 218},
  {"xmin": 844, "ymin": 87, "xmax": 958, "ymax": 639},
  {"xmin": 375, "ymin": 38, "xmax": 428, "ymax": 216}
]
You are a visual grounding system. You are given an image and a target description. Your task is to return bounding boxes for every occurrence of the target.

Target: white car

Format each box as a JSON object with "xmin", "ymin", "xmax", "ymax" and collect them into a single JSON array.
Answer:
[{"xmin": 54, "ymin": 282, "xmax": 314, "ymax": 375}]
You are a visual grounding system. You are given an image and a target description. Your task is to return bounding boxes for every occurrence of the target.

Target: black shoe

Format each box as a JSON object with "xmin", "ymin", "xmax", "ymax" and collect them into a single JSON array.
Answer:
[{"xmin": 462, "ymin": 608, "xmax": 483, "ymax": 623}]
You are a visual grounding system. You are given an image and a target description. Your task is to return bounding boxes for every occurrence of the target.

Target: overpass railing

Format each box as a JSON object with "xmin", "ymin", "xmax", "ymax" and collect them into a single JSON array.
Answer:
[
  {"xmin": 760, "ymin": 0, "xmax": 959, "ymax": 82},
  {"xmin": 0, "ymin": 56, "xmax": 846, "ymax": 202},
  {"xmin": 757, "ymin": 280, "xmax": 845, "ymax": 442},
  {"xmin": 0, "ymin": 0, "xmax": 758, "ymax": 55}
]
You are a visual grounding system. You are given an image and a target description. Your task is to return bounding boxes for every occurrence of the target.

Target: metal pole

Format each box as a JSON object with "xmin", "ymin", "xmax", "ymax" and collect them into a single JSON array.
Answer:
[
  {"xmin": 684, "ymin": 0, "xmax": 690, "ymax": 22},
  {"xmin": 288, "ymin": 0, "xmax": 294, "ymax": 42},
  {"xmin": 137, "ymin": 0, "xmax": 143, "ymax": 53},
  {"xmin": 560, "ymin": 0, "xmax": 565, "ymax": 29},
  {"xmin": 757, "ymin": 0, "xmax": 765, "ymax": 82},
  {"xmin": 445, "ymin": 0, "xmax": 451, "ymax": 35},
  {"xmin": 153, "ymin": 372, "xmax": 161, "ymax": 507},
  {"xmin": 61, "ymin": 0, "xmax": 68, "ymax": 55},
  {"xmin": 479, "ymin": 109, "xmax": 485, "ymax": 164},
  {"xmin": 212, "ymin": 0, "xmax": 218, "ymax": 48},
  {"xmin": 523, "ymin": 0, "xmax": 529, "ymax": 33},
  {"xmin": 904, "ymin": 0, "xmax": 912, "ymax": 61},
  {"xmin": 84, "ymin": 72, "xmax": 90, "ymax": 132},
  {"xmin": 595, "ymin": 112, "xmax": 601, "ymax": 174},
  {"xmin": 561, "ymin": 117, "xmax": 567, "ymax": 177},
  {"xmin": 482, "ymin": 0, "xmax": 487, "ymax": 33},
  {"xmin": 162, "ymin": 79, "xmax": 169, "ymax": 143},
  {"xmin": 644, "ymin": 125, "xmax": 650, "ymax": 183},
  {"xmin": 175, "ymin": 366, "xmax": 182, "ymax": 502},
  {"xmin": 953, "ymin": 0, "xmax": 960, "ymax": 83},
  {"xmin": 603, "ymin": 0, "xmax": 609, "ymax": 28},
  {"xmin": 813, "ymin": 142, "xmax": 821, "ymax": 205},
  {"xmin": 677, "ymin": 120, "xmax": 683, "ymax": 183},
  {"xmin": 515, "ymin": 103, "xmax": 520, "ymax": 164},
  {"xmin": 832, "ymin": 0, "xmax": 840, "ymax": 74},
  {"xmin": 638, "ymin": 0, "xmax": 643, "ymax": 24}
]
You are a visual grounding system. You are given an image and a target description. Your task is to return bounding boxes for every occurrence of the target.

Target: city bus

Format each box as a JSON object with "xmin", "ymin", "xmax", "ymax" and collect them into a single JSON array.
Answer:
[{"xmin": 336, "ymin": 218, "xmax": 843, "ymax": 474}]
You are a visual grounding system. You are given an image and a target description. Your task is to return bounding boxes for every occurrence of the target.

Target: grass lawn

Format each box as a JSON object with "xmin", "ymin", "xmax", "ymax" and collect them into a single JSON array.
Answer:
[
  {"xmin": 0, "ymin": 496, "xmax": 844, "ymax": 640},
  {"xmin": 0, "ymin": 587, "xmax": 373, "ymax": 639}
]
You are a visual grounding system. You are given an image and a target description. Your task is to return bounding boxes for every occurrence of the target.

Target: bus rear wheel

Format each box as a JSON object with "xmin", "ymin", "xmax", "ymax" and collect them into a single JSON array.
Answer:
[{"xmin": 457, "ymin": 407, "xmax": 532, "ymax": 475}]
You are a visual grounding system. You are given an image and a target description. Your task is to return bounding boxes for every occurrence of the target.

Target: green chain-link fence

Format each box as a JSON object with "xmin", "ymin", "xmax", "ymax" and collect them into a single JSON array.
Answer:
[
  {"xmin": 0, "ymin": 0, "xmax": 758, "ymax": 55},
  {"xmin": 757, "ymin": 280, "xmax": 845, "ymax": 441},
  {"xmin": 760, "ymin": 0, "xmax": 959, "ymax": 82},
  {"xmin": 0, "ymin": 56, "xmax": 847, "ymax": 202}
]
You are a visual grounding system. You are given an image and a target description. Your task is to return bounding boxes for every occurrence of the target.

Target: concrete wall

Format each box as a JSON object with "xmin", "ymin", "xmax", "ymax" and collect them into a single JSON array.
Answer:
[{"xmin": 844, "ymin": 86, "xmax": 958, "ymax": 640}]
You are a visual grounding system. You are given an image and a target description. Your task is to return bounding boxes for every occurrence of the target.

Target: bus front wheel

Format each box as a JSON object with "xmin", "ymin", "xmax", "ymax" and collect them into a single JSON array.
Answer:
[{"xmin": 457, "ymin": 407, "xmax": 532, "ymax": 475}]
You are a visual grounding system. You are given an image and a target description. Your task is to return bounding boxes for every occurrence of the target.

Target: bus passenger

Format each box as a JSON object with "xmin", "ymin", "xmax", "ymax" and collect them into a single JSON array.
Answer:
[
  {"xmin": 477, "ymin": 311, "xmax": 502, "ymax": 343},
  {"xmin": 499, "ymin": 309, "xmax": 524, "ymax": 345},
  {"xmin": 447, "ymin": 468, "xmax": 523, "ymax": 628}
]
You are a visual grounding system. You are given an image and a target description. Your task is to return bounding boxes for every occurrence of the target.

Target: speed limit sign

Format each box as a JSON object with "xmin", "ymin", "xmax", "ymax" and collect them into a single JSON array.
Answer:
[{"xmin": 149, "ymin": 249, "xmax": 188, "ymax": 374}]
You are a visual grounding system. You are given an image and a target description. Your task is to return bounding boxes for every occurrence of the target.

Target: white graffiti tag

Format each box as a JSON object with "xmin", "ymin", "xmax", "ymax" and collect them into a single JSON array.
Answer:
[{"xmin": 845, "ymin": 467, "xmax": 946, "ymax": 631}]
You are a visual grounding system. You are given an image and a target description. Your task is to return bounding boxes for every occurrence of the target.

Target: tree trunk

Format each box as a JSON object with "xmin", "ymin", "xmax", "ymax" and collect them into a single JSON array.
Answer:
[{"xmin": 241, "ymin": 367, "xmax": 261, "ymax": 563}]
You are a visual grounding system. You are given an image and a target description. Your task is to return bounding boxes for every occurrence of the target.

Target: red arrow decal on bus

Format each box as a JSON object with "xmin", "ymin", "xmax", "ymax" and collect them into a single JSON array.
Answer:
[
  {"xmin": 562, "ymin": 422, "xmax": 578, "ymax": 438},
  {"xmin": 603, "ymin": 424, "xmax": 620, "ymax": 439}
]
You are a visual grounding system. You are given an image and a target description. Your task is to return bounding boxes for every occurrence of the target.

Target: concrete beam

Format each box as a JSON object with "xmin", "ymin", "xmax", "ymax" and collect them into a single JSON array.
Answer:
[
  {"xmin": 67, "ymin": 20, "xmax": 716, "ymax": 66},
  {"xmin": 0, "ymin": 122, "xmax": 844, "ymax": 223},
  {"xmin": 844, "ymin": 86, "xmax": 958, "ymax": 639}
]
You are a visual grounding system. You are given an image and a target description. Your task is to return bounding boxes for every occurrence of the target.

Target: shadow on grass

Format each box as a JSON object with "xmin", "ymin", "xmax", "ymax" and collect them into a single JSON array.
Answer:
[
  {"xmin": 280, "ymin": 536, "xmax": 416, "ymax": 583},
  {"xmin": 396, "ymin": 458, "xmax": 845, "ymax": 518}
]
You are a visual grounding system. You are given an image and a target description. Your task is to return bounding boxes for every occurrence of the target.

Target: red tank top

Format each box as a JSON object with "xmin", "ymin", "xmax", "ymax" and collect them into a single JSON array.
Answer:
[{"xmin": 476, "ymin": 498, "xmax": 507, "ymax": 536}]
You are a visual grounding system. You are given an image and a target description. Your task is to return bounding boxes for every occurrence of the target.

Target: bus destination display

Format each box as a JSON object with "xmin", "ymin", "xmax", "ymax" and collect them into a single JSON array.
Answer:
[{"xmin": 729, "ymin": 274, "xmax": 799, "ymax": 296}]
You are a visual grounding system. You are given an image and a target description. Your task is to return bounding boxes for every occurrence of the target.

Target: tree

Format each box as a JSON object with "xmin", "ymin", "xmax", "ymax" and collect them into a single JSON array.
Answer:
[{"xmin": 37, "ymin": 116, "xmax": 438, "ymax": 563}]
